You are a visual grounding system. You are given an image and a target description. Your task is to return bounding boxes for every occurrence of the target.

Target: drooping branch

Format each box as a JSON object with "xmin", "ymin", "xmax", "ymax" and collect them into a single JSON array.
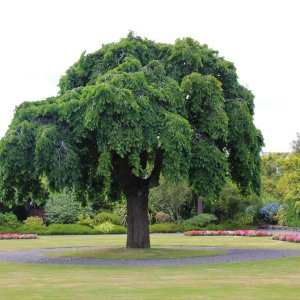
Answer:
[{"xmin": 149, "ymin": 149, "xmax": 164, "ymax": 188}]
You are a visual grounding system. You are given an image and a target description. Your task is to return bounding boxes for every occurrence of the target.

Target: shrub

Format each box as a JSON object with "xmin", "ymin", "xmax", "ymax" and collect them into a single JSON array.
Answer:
[
  {"xmin": 258, "ymin": 203, "xmax": 281, "ymax": 224},
  {"xmin": 17, "ymin": 224, "xmax": 49, "ymax": 234},
  {"xmin": 93, "ymin": 212, "xmax": 121, "ymax": 226},
  {"xmin": 110, "ymin": 225, "xmax": 127, "ymax": 234},
  {"xmin": 0, "ymin": 212, "xmax": 20, "ymax": 228},
  {"xmin": 274, "ymin": 204, "xmax": 287, "ymax": 226},
  {"xmin": 181, "ymin": 214, "xmax": 218, "ymax": 229},
  {"xmin": 154, "ymin": 211, "xmax": 172, "ymax": 224},
  {"xmin": 284, "ymin": 199, "xmax": 300, "ymax": 227},
  {"xmin": 0, "ymin": 226, "xmax": 14, "ymax": 234},
  {"xmin": 47, "ymin": 224, "xmax": 96, "ymax": 235},
  {"xmin": 113, "ymin": 202, "xmax": 127, "ymax": 226},
  {"xmin": 94, "ymin": 222, "xmax": 113, "ymax": 234},
  {"xmin": 149, "ymin": 223, "xmax": 182, "ymax": 233},
  {"xmin": 44, "ymin": 193, "xmax": 83, "ymax": 224},
  {"xmin": 94, "ymin": 222, "xmax": 127, "ymax": 234},
  {"xmin": 23, "ymin": 216, "xmax": 44, "ymax": 226},
  {"xmin": 77, "ymin": 215, "xmax": 94, "ymax": 228}
]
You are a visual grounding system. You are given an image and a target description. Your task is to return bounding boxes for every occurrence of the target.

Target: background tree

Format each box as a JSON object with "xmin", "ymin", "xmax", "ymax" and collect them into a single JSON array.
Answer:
[
  {"xmin": 291, "ymin": 132, "xmax": 300, "ymax": 154},
  {"xmin": 0, "ymin": 33, "xmax": 263, "ymax": 248},
  {"xmin": 149, "ymin": 181, "xmax": 193, "ymax": 221}
]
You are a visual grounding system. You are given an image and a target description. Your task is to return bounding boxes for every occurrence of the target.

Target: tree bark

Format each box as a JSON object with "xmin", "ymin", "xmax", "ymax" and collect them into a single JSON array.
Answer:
[
  {"xmin": 197, "ymin": 198, "xmax": 203, "ymax": 215},
  {"xmin": 124, "ymin": 179, "xmax": 150, "ymax": 248},
  {"xmin": 112, "ymin": 151, "xmax": 163, "ymax": 249}
]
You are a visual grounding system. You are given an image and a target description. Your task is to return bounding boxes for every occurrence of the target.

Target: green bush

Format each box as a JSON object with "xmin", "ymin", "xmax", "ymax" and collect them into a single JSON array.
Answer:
[
  {"xmin": 44, "ymin": 193, "xmax": 83, "ymax": 224},
  {"xmin": 93, "ymin": 212, "xmax": 121, "ymax": 226},
  {"xmin": 94, "ymin": 222, "xmax": 114, "ymax": 234},
  {"xmin": 77, "ymin": 215, "xmax": 94, "ymax": 228},
  {"xmin": 154, "ymin": 211, "xmax": 172, "ymax": 224},
  {"xmin": 17, "ymin": 224, "xmax": 49, "ymax": 234},
  {"xmin": 0, "ymin": 212, "xmax": 20, "ymax": 228},
  {"xmin": 113, "ymin": 202, "xmax": 127, "ymax": 226},
  {"xmin": 94, "ymin": 222, "xmax": 127, "ymax": 234},
  {"xmin": 110, "ymin": 225, "xmax": 127, "ymax": 234},
  {"xmin": 23, "ymin": 216, "xmax": 44, "ymax": 226},
  {"xmin": 46, "ymin": 224, "xmax": 96, "ymax": 235},
  {"xmin": 0, "ymin": 226, "xmax": 14, "ymax": 233},
  {"xmin": 181, "ymin": 214, "xmax": 218, "ymax": 229},
  {"xmin": 149, "ymin": 223, "xmax": 182, "ymax": 233}
]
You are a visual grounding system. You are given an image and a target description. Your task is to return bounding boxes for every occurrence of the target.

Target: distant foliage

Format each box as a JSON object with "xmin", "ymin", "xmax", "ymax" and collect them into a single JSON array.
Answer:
[
  {"xmin": 0, "ymin": 212, "xmax": 20, "ymax": 228},
  {"xmin": 44, "ymin": 193, "xmax": 83, "ymax": 224},
  {"xmin": 23, "ymin": 216, "xmax": 44, "ymax": 226},
  {"xmin": 149, "ymin": 223, "xmax": 181, "ymax": 233},
  {"xmin": 93, "ymin": 212, "xmax": 121, "ymax": 226},
  {"xmin": 94, "ymin": 222, "xmax": 127, "ymax": 234},
  {"xmin": 182, "ymin": 214, "xmax": 218, "ymax": 229},
  {"xmin": 258, "ymin": 203, "xmax": 281, "ymax": 224},
  {"xmin": 291, "ymin": 132, "xmax": 300, "ymax": 154},
  {"xmin": 154, "ymin": 211, "xmax": 172, "ymax": 224}
]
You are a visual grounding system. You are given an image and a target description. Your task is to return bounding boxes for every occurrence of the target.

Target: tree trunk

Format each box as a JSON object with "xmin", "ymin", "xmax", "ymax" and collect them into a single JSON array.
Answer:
[
  {"xmin": 112, "ymin": 151, "xmax": 163, "ymax": 249},
  {"xmin": 124, "ymin": 180, "xmax": 150, "ymax": 248},
  {"xmin": 197, "ymin": 198, "xmax": 203, "ymax": 215}
]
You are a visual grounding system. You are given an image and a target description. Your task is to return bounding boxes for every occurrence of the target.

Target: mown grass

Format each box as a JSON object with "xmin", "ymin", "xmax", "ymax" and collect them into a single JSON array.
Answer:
[
  {"xmin": 0, "ymin": 255, "xmax": 300, "ymax": 299},
  {"xmin": 1, "ymin": 234, "xmax": 300, "ymax": 299},
  {"xmin": 48, "ymin": 247, "xmax": 229, "ymax": 260},
  {"xmin": 1, "ymin": 233, "xmax": 300, "ymax": 251}
]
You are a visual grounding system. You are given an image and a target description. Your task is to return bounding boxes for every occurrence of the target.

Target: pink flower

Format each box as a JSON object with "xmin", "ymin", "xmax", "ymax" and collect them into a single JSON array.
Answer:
[{"xmin": 0, "ymin": 233, "xmax": 38, "ymax": 240}]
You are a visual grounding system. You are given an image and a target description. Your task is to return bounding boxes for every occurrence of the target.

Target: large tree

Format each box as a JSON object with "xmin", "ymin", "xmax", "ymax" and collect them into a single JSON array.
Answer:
[{"xmin": 0, "ymin": 33, "xmax": 263, "ymax": 248}]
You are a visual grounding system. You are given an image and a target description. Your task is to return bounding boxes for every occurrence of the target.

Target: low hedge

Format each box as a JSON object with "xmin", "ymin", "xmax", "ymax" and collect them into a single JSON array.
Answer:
[
  {"xmin": 17, "ymin": 224, "xmax": 49, "ymax": 235},
  {"xmin": 14, "ymin": 223, "xmax": 126, "ymax": 235},
  {"xmin": 46, "ymin": 224, "xmax": 97, "ymax": 235},
  {"xmin": 150, "ymin": 223, "xmax": 182, "ymax": 233}
]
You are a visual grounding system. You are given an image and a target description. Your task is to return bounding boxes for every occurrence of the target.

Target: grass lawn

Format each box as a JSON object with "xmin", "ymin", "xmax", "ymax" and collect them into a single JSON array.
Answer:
[
  {"xmin": 1, "ymin": 233, "xmax": 300, "ymax": 251},
  {"xmin": 0, "ymin": 256, "xmax": 300, "ymax": 299},
  {"xmin": 0, "ymin": 234, "xmax": 300, "ymax": 299},
  {"xmin": 48, "ymin": 247, "xmax": 229, "ymax": 260}
]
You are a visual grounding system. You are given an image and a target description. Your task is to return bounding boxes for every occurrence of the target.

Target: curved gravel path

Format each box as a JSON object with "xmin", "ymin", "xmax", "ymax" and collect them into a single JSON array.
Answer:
[{"xmin": 1, "ymin": 246, "xmax": 300, "ymax": 266}]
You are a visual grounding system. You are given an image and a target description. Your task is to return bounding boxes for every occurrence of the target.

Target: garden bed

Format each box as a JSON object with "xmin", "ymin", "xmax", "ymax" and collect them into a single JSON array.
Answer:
[
  {"xmin": 0, "ymin": 234, "xmax": 38, "ymax": 240},
  {"xmin": 184, "ymin": 230, "xmax": 272, "ymax": 237}
]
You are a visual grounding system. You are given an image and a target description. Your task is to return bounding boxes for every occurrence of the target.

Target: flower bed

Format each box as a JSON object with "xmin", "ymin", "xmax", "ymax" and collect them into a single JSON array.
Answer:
[
  {"xmin": 184, "ymin": 230, "xmax": 272, "ymax": 237},
  {"xmin": 0, "ymin": 234, "xmax": 38, "ymax": 240},
  {"xmin": 272, "ymin": 234, "xmax": 300, "ymax": 243}
]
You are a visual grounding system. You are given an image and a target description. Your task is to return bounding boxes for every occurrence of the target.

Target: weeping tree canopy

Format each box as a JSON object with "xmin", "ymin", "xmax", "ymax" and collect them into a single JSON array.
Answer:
[{"xmin": 0, "ymin": 33, "xmax": 263, "ymax": 247}]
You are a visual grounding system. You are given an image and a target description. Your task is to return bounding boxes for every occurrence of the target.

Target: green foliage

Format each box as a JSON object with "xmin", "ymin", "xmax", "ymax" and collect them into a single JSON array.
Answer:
[
  {"xmin": 0, "ymin": 213, "xmax": 20, "ymax": 228},
  {"xmin": 154, "ymin": 211, "xmax": 172, "ymax": 224},
  {"xmin": 16, "ymin": 224, "xmax": 48, "ymax": 234},
  {"xmin": 226, "ymin": 102, "xmax": 263, "ymax": 195},
  {"xmin": 46, "ymin": 224, "xmax": 96, "ymax": 235},
  {"xmin": 77, "ymin": 215, "xmax": 94, "ymax": 228},
  {"xmin": 93, "ymin": 212, "xmax": 121, "ymax": 226},
  {"xmin": 149, "ymin": 223, "xmax": 182, "ymax": 233},
  {"xmin": 291, "ymin": 132, "xmax": 300, "ymax": 154},
  {"xmin": 113, "ymin": 201, "xmax": 127, "ymax": 226},
  {"xmin": 182, "ymin": 214, "xmax": 218, "ymax": 229},
  {"xmin": 23, "ymin": 216, "xmax": 44, "ymax": 226},
  {"xmin": 207, "ymin": 180, "xmax": 261, "ymax": 221},
  {"xmin": 94, "ymin": 221, "xmax": 127, "ymax": 234},
  {"xmin": 149, "ymin": 181, "xmax": 192, "ymax": 220},
  {"xmin": 261, "ymin": 152, "xmax": 300, "ymax": 227},
  {"xmin": 44, "ymin": 193, "xmax": 83, "ymax": 224}
]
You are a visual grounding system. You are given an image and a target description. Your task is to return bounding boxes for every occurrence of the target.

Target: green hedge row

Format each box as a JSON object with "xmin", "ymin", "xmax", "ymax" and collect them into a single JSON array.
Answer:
[{"xmin": 0, "ymin": 222, "xmax": 258, "ymax": 235}]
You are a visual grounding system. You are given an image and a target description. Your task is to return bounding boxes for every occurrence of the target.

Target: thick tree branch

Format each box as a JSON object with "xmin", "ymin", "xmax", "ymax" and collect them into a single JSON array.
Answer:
[{"xmin": 149, "ymin": 149, "xmax": 164, "ymax": 188}]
